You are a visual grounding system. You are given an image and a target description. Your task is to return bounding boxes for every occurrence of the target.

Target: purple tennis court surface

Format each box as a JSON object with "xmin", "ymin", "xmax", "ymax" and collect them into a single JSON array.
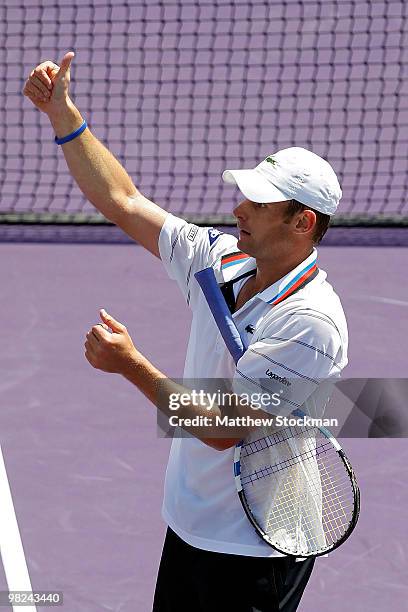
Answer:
[{"xmin": 1, "ymin": 240, "xmax": 407, "ymax": 611}]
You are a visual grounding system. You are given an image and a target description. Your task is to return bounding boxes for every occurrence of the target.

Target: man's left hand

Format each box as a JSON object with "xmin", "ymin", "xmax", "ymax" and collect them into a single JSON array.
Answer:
[{"xmin": 84, "ymin": 309, "xmax": 138, "ymax": 374}]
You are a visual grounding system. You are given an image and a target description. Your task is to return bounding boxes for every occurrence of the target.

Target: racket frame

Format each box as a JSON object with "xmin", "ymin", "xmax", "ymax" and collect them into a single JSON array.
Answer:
[{"xmin": 233, "ymin": 415, "xmax": 361, "ymax": 558}]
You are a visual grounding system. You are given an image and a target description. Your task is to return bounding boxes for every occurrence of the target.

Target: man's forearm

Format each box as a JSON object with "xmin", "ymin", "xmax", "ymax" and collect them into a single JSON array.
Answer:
[
  {"xmin": 121, "ymin": 353, "xmax": 241, "ymax": 450},
  {"xmin": 48, "ymin": 98, "xmax": 137, "ymax": 223}
]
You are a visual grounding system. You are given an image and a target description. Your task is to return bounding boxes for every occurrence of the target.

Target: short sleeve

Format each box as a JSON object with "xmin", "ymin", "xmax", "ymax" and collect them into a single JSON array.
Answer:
[
  {"xmin": 158, "ymin": 213, "xmax": 236, "ymax": 306},
  {"xmin": 232, "ymin": 313, "xmax": 344, "ymax": 417}
]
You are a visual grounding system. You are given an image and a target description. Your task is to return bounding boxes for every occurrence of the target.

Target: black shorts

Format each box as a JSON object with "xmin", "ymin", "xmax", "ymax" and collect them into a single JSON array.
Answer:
[{"xmin": 152, "ymin": 528, "xmax": 315, "ymax": 612}]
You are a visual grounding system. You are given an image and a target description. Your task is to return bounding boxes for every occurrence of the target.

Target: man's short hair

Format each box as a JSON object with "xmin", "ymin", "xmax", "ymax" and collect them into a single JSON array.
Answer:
[{"xmin": 284, "ymin": 199, "xmax": 331, "ymax": 244}]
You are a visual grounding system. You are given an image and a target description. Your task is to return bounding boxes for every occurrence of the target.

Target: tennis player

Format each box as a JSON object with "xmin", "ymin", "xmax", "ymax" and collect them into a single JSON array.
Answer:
[{"xmin": 23, "ymin": 52, "xmax": 348, "ymax": 611}]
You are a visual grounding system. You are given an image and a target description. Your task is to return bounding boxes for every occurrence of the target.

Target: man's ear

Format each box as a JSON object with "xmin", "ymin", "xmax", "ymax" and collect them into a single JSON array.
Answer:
[{"xmin": 294, "ymin": 209, "xmax": 316, "ymax": 235}]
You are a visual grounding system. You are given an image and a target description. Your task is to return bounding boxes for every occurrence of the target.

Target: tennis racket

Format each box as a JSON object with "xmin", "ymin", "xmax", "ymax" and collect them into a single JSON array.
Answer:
[{"xmin": 195, "ymin": 267, "xmax": 360, "ymax": 558}]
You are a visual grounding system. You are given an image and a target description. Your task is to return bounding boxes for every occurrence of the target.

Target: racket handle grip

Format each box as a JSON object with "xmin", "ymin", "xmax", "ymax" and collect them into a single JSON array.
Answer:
[{"xmin": 195, "ymin": 267, "xmax": 245, "ymax": 365}]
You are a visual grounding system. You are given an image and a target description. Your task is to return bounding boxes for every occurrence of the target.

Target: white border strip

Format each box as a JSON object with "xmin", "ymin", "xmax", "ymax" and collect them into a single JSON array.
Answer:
[{"xmin": 0, "ymin": 446, "xmax": 36, "ymax": 612}]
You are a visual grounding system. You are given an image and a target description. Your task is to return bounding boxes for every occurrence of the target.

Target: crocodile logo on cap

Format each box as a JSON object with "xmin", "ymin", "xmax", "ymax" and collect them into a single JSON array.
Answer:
[{"xmin": 265, "ymin": 156, "xmax": 278, "ymax": 166}]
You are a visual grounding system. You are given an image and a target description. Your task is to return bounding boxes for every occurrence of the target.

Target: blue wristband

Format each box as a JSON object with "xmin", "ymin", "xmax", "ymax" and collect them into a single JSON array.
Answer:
[{"xmin": 55, "ymin": 120, "xmax": 87, "ymax": 145}]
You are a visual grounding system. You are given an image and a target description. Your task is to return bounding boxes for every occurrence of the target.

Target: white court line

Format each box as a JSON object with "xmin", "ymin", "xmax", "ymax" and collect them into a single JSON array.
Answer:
[
  {"xmin": 366, "ymin": 295, "xmax": 408, "ymax": 307},
  {"xmin": 0, "ymin": 446, "xmax": 36, "ymax": 612}
]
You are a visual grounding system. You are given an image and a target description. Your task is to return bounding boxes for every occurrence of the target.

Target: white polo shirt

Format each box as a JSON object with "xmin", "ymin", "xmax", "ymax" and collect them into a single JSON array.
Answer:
[{"xmin": 158, "ymin": 214, "xmax": 348, "ymax": 557}]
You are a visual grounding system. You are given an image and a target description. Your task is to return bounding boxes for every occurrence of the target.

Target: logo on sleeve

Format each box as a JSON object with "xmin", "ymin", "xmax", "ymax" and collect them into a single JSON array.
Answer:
[
  {"xmin": 208, "ymin": 228, "xmax": 222, "ymax": 246},
  {"xmin": 187, "ymin": 225, "xmax": 199, "ymax": 242}
]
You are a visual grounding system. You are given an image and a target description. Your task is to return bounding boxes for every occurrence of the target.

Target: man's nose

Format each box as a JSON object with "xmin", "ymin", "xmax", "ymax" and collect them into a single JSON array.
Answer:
[{"xmin": 233, "ymin": 199, "xmax": 250, "ymax": 219}]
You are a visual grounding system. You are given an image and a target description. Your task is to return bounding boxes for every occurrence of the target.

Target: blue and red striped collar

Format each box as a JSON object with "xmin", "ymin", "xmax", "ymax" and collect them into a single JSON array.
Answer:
[
  {"xmin": 219, "ymin": 248, "xmax": 319, "ymax": 305},
  {"xmin": 259, "ymin": 249, "xmax": 318, "ymax": 305},
  {"xmin": 220, "ymin": 251, "xmax": 251, "ymax": 270}
]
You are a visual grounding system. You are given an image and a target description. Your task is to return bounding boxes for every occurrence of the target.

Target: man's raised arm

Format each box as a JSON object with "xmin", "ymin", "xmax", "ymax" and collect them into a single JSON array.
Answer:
[{"xmin": 22, "ymin": 51, "xmax": 167, "ymax": 258}]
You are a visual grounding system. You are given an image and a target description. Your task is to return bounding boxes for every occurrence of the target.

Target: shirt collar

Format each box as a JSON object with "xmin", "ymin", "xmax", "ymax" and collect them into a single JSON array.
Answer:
[
  {"xmin": 257, "ymin": 248, "xmax": 318, "ymax": 305},
  {"xmin": 219, "ymin": 247, "xmax": 318, "ymax": 305},
  {"xmin": 219, "ymin": 251, "xmax": 257, "ymax": 283}
]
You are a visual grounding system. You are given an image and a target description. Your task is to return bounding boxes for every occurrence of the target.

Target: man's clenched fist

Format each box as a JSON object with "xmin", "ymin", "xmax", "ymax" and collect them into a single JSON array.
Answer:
[
  {"xmin": 84, "ymin": 309, "xmax": 139, "ymax": 375},
  {"xmin": 22, "ymin": 51, "xmax": 75, "ymax": 114}
]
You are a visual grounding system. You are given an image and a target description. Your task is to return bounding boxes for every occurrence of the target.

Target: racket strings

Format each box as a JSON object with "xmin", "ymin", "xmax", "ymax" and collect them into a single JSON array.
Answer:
[
  {"xmin": 241, "ymin": 440, "xmax": 333, "ymax": 484},
  {"xmin": 243, "ymin": 424, "xmax": 318, "ymax": 456},
  {"xmin": 239, "ymin": 426, "xmax": 356, "ymax": 555}
]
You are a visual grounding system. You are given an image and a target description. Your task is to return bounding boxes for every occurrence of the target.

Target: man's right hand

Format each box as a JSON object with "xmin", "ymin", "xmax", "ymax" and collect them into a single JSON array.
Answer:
[
  {"xmin": 21, "ymin": 50, "xmax": 167, "ymax": 255},
  {"xmin": 22, "ymin": 51, "xmax": 75, "ymax": 115}
]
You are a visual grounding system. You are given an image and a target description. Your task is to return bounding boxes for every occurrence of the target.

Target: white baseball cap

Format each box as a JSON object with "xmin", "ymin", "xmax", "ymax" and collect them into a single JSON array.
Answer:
[{"xmin": 222, "ymin": 147, "xmax": 342, "ymax": 215}]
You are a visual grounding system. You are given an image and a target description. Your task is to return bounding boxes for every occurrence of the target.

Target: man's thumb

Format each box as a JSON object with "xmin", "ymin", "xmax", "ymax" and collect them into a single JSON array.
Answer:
[
  {"xmin": 57, "ymin": 51, "xmax": 75, "ymax": 80},
  {"xmin": 100, "ymin": 309, "xmax": 125, "ymax": 333}
]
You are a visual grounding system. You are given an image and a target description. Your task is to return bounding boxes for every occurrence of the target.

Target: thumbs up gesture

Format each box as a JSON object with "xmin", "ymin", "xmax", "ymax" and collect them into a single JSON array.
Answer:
[
  {"xmin": 85, "ymin": 309, "xmax": 139, "ymax": 375},
  {"xmin": 22, "ymin": 51, "xmax": 75, "ymax": 114}
]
